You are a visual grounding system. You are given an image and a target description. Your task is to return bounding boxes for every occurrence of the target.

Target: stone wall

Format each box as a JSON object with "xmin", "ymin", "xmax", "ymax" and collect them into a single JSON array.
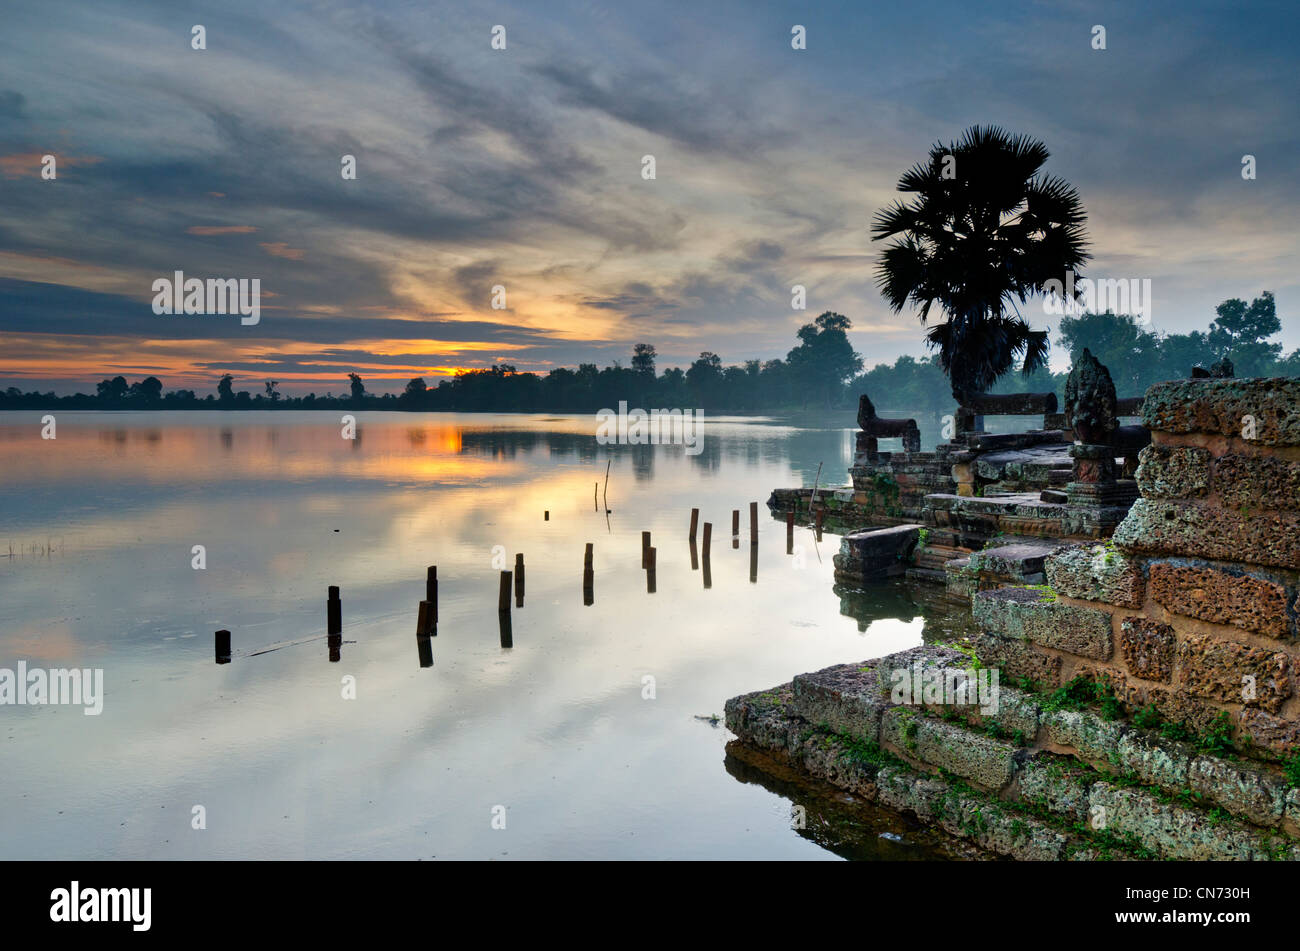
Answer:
[
  {"xmin": 973, "ymin": 378, "xmax": 1300, "ymax": 756},
  {"xmin": 726, "ymin": 644, "xmax": 1300, "ymax": 860},
  {"xmin": 731, "ymin": 377, "xmax": 1300, "ymax": 860}
]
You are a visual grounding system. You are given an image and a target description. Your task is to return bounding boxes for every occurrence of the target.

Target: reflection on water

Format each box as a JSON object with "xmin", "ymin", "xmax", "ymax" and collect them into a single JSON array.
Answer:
[
  {"xmin": 0, "ymin": 410, "xmax": 971, "ymax": 860},
  {"xmin": 723, "ymin": 743, "xmax": 980, "ymax": 861}
]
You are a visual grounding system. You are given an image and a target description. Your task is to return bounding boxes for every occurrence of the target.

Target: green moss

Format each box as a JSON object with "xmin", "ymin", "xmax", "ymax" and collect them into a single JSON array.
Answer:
[
  {"xmin": 1132, "ymin": 703, "xmax": 1163, "ymax": 730},
  {"xmin": 1285, "ymin": 749, "xmax": 1300, "ymax": 788},
  {"xmin": 1198, "ymin": 711, "xmax": 1237, "ymax": 757}
]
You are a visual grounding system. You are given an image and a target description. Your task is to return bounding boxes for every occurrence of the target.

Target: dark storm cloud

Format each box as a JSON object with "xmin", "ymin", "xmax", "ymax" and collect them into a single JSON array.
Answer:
[{"xmin": 0, "ymin": 279, "xmax": 558, "ymax": 346}]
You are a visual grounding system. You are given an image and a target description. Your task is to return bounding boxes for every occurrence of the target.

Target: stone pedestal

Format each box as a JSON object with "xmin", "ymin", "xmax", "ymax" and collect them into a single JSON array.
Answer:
[{"xmin": 1067, "ymin": 442, "xmax": 1139, "ymax": 509}]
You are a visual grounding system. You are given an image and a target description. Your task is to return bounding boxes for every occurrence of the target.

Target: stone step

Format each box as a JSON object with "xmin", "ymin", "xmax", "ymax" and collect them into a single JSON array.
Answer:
[
  {"xmin": 832, "ymin": 524, "xmax": 923, "ymax": 582},
  {"xmin": 728, "ymin": 643, "xmax": 1300, "ymax": 859}
]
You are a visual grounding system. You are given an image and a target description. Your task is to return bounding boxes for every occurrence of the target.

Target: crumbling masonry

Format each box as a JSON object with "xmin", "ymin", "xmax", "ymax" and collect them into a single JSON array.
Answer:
[{"xmin": 731, "ymin": 378, "xmax": 1300, "ymax": 860}]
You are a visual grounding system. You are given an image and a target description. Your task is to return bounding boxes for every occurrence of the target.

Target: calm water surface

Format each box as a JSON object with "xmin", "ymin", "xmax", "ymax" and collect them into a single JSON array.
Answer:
[{"xmin": 0, "ymin": 411, "xmax": 967, "ymax": 859}]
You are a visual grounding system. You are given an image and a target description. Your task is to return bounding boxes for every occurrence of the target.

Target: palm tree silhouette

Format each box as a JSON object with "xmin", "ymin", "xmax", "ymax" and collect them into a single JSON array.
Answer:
[{"xmin": 872, "ymin": 125, "xmax": 1089, "ymax": 400}]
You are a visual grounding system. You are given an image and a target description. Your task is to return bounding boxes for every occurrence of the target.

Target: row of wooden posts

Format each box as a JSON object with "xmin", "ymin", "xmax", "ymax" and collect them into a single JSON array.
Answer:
[{"xmin": 215, "ymin": 498, "xmax": 826, "ymax": 664}]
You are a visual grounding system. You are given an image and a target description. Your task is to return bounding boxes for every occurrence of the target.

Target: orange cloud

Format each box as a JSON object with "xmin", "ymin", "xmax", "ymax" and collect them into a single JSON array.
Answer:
[
  {"xmin": 260, "ymin": 242, "xmax": 305, "ymax": 260},
  {"xmin": 187, "ymin": 225, "xmax": 257, "ymax": 235}
]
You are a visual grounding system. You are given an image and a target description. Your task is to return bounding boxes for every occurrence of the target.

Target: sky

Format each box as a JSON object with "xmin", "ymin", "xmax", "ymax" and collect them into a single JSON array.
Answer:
[{"xmin": 1, "ymin": 0, "xmax": 1297, "ymax": 395}]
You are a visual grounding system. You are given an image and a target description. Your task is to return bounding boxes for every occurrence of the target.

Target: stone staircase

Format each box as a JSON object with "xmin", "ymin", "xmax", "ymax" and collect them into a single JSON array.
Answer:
[{"xmin": 726, "ymin": 644, "xmax": 1300, "ymax": 861}]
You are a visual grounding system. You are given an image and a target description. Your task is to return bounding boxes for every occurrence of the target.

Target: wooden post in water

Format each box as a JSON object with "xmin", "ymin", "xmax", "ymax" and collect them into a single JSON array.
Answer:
[
  {"xmin": 749, "ymin": 541, "xmax": 758, "ymax": 584},
  {"xmin": 416, "ymin": 600, "xmax": 434, "ymax": 637},
  {"xmin": 426, "ymin": 566, "xmax": 438, "ymax": 625},
  {"xmin": 701, "ymin": 522, "xmax": 712, "ymax": 589},
  {"xmin": 646, "ymin": 546, "xmax": 656, "ymax": 594},
  {"xmin": 514, "ymin": 553, "xmax": 525, "ymax": 607},
  {"xmin": 327, "ymin": 586, "xmax": 342, "ymax": 635},
  {"xmin": 641, "ymin": 531, "xmax": 651, "ymax": 568},
  {"xmin": 498, "ymin": 571, "xmax": 513, "ymax": 647},
  {"xmin": 215, "ymin": 629, "xmax": 231, "ymax": 665},
  {"xmin": 583, "ymin": 543, "xmax": 594, "ymax": 606},
  {"xmin": 328, "ymin": 633, "xmax": 342, "ymax": 663},
  {"xmin": 786, "ymin": 510, "xmax": 795, "ymax": 554},
  {"xmin": 688, "ymin": 508, "xmax": 699, "ymax": 541},
  {"xmin": 544, "ymin": 510, "xmax": 549, "ymax": 521},
  {"xmin": 417, "ymin": 635, "xmax": 433, "ymax": 668},
  {"xmin": 498, "ymin": 571, "xmax": 512, "ymax": 613},
  {"xmin": 689, "ymin": 536, "xmax": 699, "ymax": 571},
  {"xmin": 749, "ymin": 501, "xmax": 758, "ymax": 547}
]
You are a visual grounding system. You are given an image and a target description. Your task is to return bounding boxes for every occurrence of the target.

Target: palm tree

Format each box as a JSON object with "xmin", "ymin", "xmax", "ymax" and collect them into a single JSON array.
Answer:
[{"xmin": 872, "ymin": 125, "xmax": 1089, "ymax": 400}]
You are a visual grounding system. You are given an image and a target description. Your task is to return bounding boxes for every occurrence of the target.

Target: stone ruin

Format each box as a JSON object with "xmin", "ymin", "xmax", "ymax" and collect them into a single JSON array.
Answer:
[
  {"xmin": 769, "ymin": 350, "xmax": 1152, "ymax": 597},
  {"xmin": 730, "ymin": 376, "xmax": 1300, "ymax": 860}
]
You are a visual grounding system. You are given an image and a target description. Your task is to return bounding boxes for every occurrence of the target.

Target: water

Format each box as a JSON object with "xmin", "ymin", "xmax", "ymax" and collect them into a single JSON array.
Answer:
[{"xmin": 0, "ymin": 411, "xmax": 962, "ymax": 859}]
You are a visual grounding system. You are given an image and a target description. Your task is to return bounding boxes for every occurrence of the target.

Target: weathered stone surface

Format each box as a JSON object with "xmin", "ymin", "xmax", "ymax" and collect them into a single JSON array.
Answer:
[
  {"xmin": 789, "ymin": 646, "xmax": 969, "ymax": 744},
  {"xmin": 1043, "ymin": 708, "xmax": 1127, "ymax": 764},
  {"xmin": 1134, "ymin": 444, "xmax": 1210, "ymax": 499},
  {"xmin": 1115, "ymin": 729, "xmax": 1191, "ymax": 789},
  {"xmin": 1065, "ymin": 348, "xmax": 1119, "ymax": 444},
  {"xmin": 968, "ymin": 541, "xmax": 1060, "ymax": 583},
  {"xmin": 1017, "ymin": 755, "xmax": 1093, "ymax": 821},
  {"xmin": 1149, "ymin": 562, "xmax": 1292, "ymax": 638},
  {"xmin": 1119, "ymin": 617, "xmax": 1176, "ymax": 681},
  {"xmin": 943, "ymin": 556, "xmax": 980, "ymax": 601},
  {"xmin": 1131, "ymin": 685, "xmax": 1223, "ymax": 738},
  {"xmin": 1089, "ymin": 783, "xmax": 1270, "ymax": 860},
  {"xmin": 881, "ymin": 708, "xmax": 1020, "ymax": 790},
  {"xmin": 1237, "ymin": 707, "xmax": 1300, "ymax": 754},
  {"xmin": 973, "ymin": 586, "xmax": 1114, "ymax": 660},
  {"xmin": 1188, "ymin": 756, "xmax": 1287, "ymax": 828},
  {"xmin": 1213, "ymin": 452, "xmax": 1300, "ymax": 511},
  {"xmin": 723, "ymin": 686, "xmax": 794, "ymax": 753},
  {"xmin": 1044, "ymin": 543, "xmax": 1144, "ymax": 608},
  {"xmin": 834, "ymin": 524, "xmax": 921, "ymax": 581},
  {"xmin": 1177, "ymin": 633, "xmax": 1291, "ymax": 713},
  {"xmin": 1112, "ymin": 498, "xmax": 1300, "ymax": 570},
  {"xmin": 974, "ymin": 631, "xmax": 1062, "ymax": 688},
  {"xmin": 1141, "ymin": 377, "xmax": 1300, "ymax": 446},
  {"xmin": 969, "ymin": 688, "xmax": 1042, "ymax": 742},
  {"xmin": 858, "ymin": 394, "xmax": 921, "ymax": 452},
  {"xmin": 790, "ymin": 665, "xmax": 887, "ymax": 743},
  {"xmin": 974, "ymin": 447, "xmax": 1073, "ymax": 483},
  {"xmin": 873, "ymin": 766, "xmax": 1068, "ymax": 860}
]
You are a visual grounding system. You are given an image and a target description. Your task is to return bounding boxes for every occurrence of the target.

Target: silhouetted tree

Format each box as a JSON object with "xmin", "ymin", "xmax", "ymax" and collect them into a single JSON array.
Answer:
[
  {"xmin": 785, "ymin": 311, "xmax": 863, "ymax": 408},
  {"xmin": 632, "ymin": 343, "xmax": 656, "ymax": 376},
  {"xmin": 873, "ymin": 125, "xmax": 1088, "ymax": 400},
  {"xmin": 97, "ymin": 376, "xmax": 129, "ymax": 400},
  {"xmin": 129, "ymin": 377, "xmax": 163, "ymax": 402}
]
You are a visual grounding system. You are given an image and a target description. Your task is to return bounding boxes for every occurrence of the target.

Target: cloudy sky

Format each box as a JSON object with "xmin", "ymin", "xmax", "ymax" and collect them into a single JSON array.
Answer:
[{"xmin": 1, "ymin": 0, "xmax": 1297, "ymax": 395}]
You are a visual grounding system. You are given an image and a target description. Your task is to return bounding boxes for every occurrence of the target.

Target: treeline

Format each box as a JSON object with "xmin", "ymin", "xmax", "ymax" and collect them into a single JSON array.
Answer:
[
  {"xmin": 0, "ymin": 311, "xmax": 865, "ymax": 413},
  {"xmin": 3, "ymin": 296, "xmax": 1295, "ymax": 414},
  {"xmin": 859, "ymin": 293, "xmax": 1299, "ymax": 416}
]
